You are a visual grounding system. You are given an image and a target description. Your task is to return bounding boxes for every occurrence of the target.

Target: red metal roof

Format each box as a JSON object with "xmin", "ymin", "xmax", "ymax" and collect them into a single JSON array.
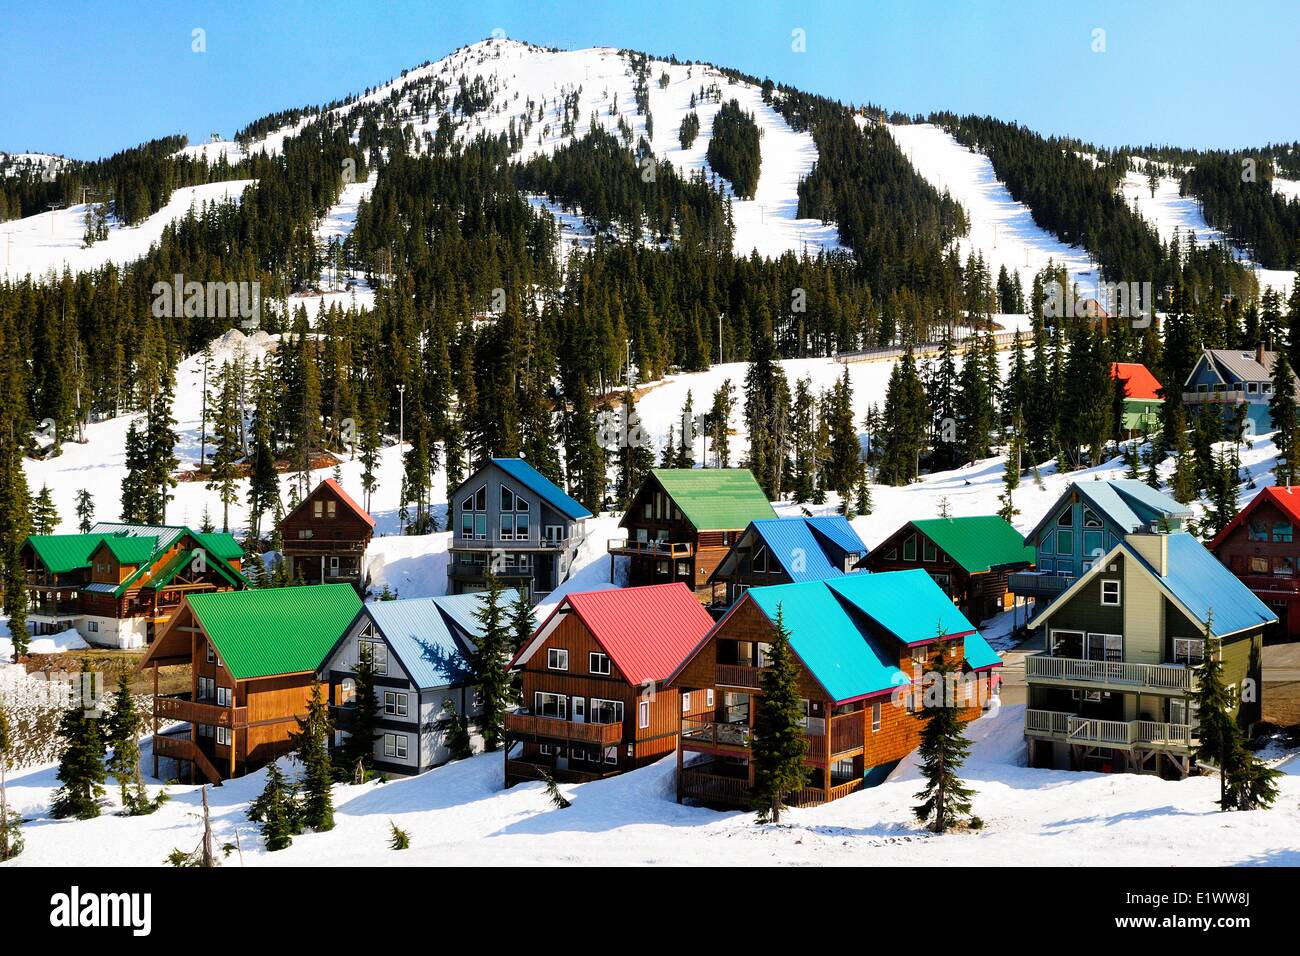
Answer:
[
  {"xmin": 289, "ymin": 478, "xmax": 376, "ymax": 528},
  {"xmin": 561, "ymin": 583, "xmax": 716, "ymax": 685},
  {"xmin": 1210, "ymin": 485, "xmax": 1300, "ymax": 550},
  {"xmin": 1111, "ymin": 362, "xmax": 1163, "ymax": 401}
]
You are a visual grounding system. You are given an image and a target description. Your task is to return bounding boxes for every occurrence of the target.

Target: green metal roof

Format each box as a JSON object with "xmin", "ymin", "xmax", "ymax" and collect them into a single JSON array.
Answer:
[
  {"xmin": 97, "ymin": 535, "xmax": 159, "ymax": 565},
  {"xmin": 910, "ymin": 516, "xmax": 1035, "ymax": 573},
  {"xmin": 649, "ymin": 468, "xmax": 776, "ymax": 531},
  {"xmin": 187, "ymin": 584, "xmax": 363, "ymax": 680},
  {"xmin": 139, "ymin": 546, "xmax": 246, "ymax": 594},
  {"xmin": 26, "ymin": 534, "xmax": 107, "ymax": 574},
  {"xmin": 193, "ymin": 531, "xmax": 245, "ymax": 562}
]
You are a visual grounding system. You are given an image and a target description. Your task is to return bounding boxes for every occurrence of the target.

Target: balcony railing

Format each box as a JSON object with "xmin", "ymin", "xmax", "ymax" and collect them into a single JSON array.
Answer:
[
  {"xmin": 454, "ymin": 533, "xmax": 581, "ymax": 551},
  {"xmin": 1008, "ymin": 571, "xmax": 1073, "ymax": 596},
  {"xmin": 606, "ymin": 538, "xmax": 694, "ymax": 559},
  {"xmin": 682, "ymin": 717, "xmax": 751, "ymax": 749},
  {"xmin": 504, "ymin": 710, "xmax": 623, "ymax": 746},
  {"xmin": 281, "ymin": 539, "xmax": 368, "ymax": 554},
  {"xmin": 1026, "ymin": 655, "xmax": 1195, "ymax": 692},
  {"xmin": 717, "ymin": 663, "xmax": 763, "ymax": 688},
  {"xmin": 155, "ymin": 693, "xmax": 248, "ymax": 729},
  {"xmin": 1025, "ymin": 709, "xmax": 1196, "ymax": 750}
]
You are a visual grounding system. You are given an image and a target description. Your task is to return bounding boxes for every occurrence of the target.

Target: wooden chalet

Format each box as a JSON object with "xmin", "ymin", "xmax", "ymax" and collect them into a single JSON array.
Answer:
[
  {"xmin": 140, "ymin": 584, "xmax": 362, "ymax": 783},
  {"xmin": 667, "ymin": 570, "xmax": 1002, "ymax": 808},
  {"xmin": 1111, "ymin": 362, "xmax": 1164, "ymax": 436},
  {"xmin": 20, "ymin": 523, "xmax": 246, "ymax": 648},
  {"xmin": 504, "ymin": 583, "xmax": 715, "ymax": 786},
  {"xmin": 280, "ymin": 478, "xmax": 376, "ymax": 588},
  {"xmin": 608, "ymin": 468, "xmax": 777, "ymax": 598},
  {"xmin": 858, "ymin": 515, "xmax": 1033, "ymax": 624},
  {"xmin": 1209, "ymin": 486, "xmax": 1300, "ymax": 640}
]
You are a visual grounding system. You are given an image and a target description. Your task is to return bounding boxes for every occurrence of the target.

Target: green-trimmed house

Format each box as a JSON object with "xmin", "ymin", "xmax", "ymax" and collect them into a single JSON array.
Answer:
[
  {"xmin": 609, "ymin": 468, "xmax": 777, "ymax": 597},
  {"xmin": 1024, "ymin": 530, "xmax": 1273, "ymax": 778},
  {"xmin": 20, "ymin": 522, "xmax": 247, "ymax": 648},
  {"xmin": 667, "ymin": 569, "xmax": 1002, "ymax": 807},
  {"xmin": 858, "ymin": 515, "xmax": 1035, "ymax": 623},
  {"xmin": 1010, "ymin": 479, "xmax": 1191, "ymax": 609},
  {"xmin": 320, "ymin": 591, "xmax": 532, "ymax": 775},
  {"xmin": 141, "ymin": 584, "xmax": 363, "ymax": 783}
]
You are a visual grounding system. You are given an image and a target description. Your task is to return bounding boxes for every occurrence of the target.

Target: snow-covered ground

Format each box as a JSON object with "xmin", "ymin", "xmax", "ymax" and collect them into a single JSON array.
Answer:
[
  {"xmin": 887, "ymin": 123, "xmax": 1096, "ymax": 290},
  {"xmin": 3, "ymin": 703, "xmax": 1297, "ymax": 867},
  {"xmin": 0, "ymin": 179, "xmax": 253, "ymax": 280}
]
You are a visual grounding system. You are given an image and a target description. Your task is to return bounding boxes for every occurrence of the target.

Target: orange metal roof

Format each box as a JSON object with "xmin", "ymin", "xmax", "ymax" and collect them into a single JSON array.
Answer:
[{"xmin": 1111, "ymin": 362, "xmax": 1163, "ymax": 401}]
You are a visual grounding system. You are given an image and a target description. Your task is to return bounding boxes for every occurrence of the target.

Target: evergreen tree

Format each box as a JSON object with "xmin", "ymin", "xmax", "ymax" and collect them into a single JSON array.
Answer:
[
  {"xmin": 74, "ymin": 488, "xmax": 94, "ymax": 533},
  {"xmin": 1269, "ymin": 351, "xmax": 1298, "ymax": 486},
  {"xmin": 1193, "ymin": 619, "xmax": 1243, "ymax": 812},
  {"xmin": 441, "ymin": 699, "xmax": 473, "ymax": 760},
  {"xmin": 206, "ymin": 364, "xmax": 243, "ymax": 532},
  {"xmin": 0, "ymin": 705, "xmax": 21, "ymax": 861},
  {"xmin": 707, "ymin": 379, "xmax": 735, "ymax": 468},
  {"xmin": 877, "ymin": 347, "xmax": 927, "ymax": 485},
  {"xmin": 913, "ymin": 632, "xmax": 975, "ymax": 833},
  {"xmin": 339, "ymin": 644, "xmax": 381, "ymax": 781},
  {"xmin": 542, "ymin": 770, "xmax": 572, "ymax": 809},
  {"xmin": 824, "ymin": 368, "xmax": 860, "ymax": 493},
  {"xmin": 472, "ymin": 575, "xmax": 515, "ymax": 752},
  {"xmin": 388, "ymin": 820, "xmax": 411, "ymax": 849},
  {"xmin": 750, "ymin": 607, "xmax": 808, "ymax": 823},
  {"xmin": 105, "ymin": 669, "xmax": 162, "ymax": 815},
  {"xmin": 509, "ymin": 587, "xmax": 534, "ymax": 656},
  {"xmin": 289, "ymin": 682, "xmax": 334, "ymax": 831},
  {"xmin": 250, "ymin": 762, "xmax": 295, "ymax": 851},
  {"xmin": 998, "ymin": 411, "xmax": 1024, "ymax": 523},
  {"xmin": 31, "ymin": 485, "xmax": 59, "ymax": 535},
  {"xmin": 50, "ymin": 684, "xmax": 107, "ymax": 820}
]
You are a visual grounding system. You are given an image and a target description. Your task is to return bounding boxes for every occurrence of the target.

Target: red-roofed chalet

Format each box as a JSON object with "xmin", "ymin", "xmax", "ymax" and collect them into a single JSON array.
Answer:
[
  {"xmin": 1209, "ymin": 485, "xmax": 1300, "ymax": 638},
  {"xmin": 280, "ymin": 478, "xmax": 376, "ymax": 588}
]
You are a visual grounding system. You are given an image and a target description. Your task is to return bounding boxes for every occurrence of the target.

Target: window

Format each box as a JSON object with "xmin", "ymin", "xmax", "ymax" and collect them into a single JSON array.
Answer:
[
  {"xmin": 923, "ymin": 539, "xmax": 937, "ymax": 562},
  {"xmin": 1056, "ymin": 530, "xmax": 1074, "ymax": 553},
  {"xmin": 1249, "ymin": 556, "xmax": 1270, "ymax": 574},
  {"xmin": 1055, "ymin": 559, "xmax": 1074, "ymax": 577},
  {"xmin": 547, "ymin": 648, "xmax": 569, "ymax": 671},
  {"xmin": 638, "ymin": 699, "xmax": 650, "ymax": 728},
  {"xmin": 604, "ymin": 746, "xmax": 618, "ymax": 765},
  {"xmin": 461, "ymin": 485, "xmax": 488, "ymax": 539},
  {"xmin": 871, "ymin": 702, "xmax": 882, "ymax": 733},
  {"xmin": 902, "ymin": 535, "xmax": 917, "ymax": 561},
  {"xmin": 589, "ymin": 652, "xmax": 611, "ymax": 675},
  {"xmin": 911, "ymin": 645, "xmax": 927, "ymax": 664},
  {"xmin": 590, "ymin": 698, "xmax": 623, "ymax": 724},
  {"xmin": 1248, "ymin": 519, "xmax": 1269, "ymax": 542},
  {"xmin": 753, "ymin": 546, "xmax": 768, "ymax": 574},
  {"xmin": 198, "ymin": 677, "xmax": 215, "ymax": 701},
  {"xmin": 383, "ymin": 733, "xmax": 408, "ymax": 759},
  {"xmin": 216, "ymin": 727, "xmax": 231, "ymax": 746},
  {"xmin": 1275, "ymin": 556, "xmax": 1296, "ymax": 577},
  {"xmin": 706, "ymin": 689, "xmax": 714, "ymax": 708},
  {"xmin": 1083, "ymin": 508, "xmax": 1102, "ymax": 529},
  {"xmin": 383, "ymin": 691, "xmax": 408, "ymax": 717},
  {"xmin": 535, "ymin": 692, "xmax": 566, "ymax": 719},
  {"xmin": 1086, "ymin": 633, "xmax": 1123, "ymax": 662},
  {"xmin": 359, "ymin": 638, "xmax": 388, "ymax": 676},
  {"xmin": 206, "ymin": 645, "xmax": 214, "ymax": 663},
  {"xmin": 297, "ymin": 528, "xmax": 314, "ymax": 540},
  {"xmin": 682, "ymin": 693, "xmax": 691, "ymax": 713},
  {"xmin": 313, "ymin": 500, "xmax": 323, "ymax": 518},
  {"xmin": 1100, "ymin": 579, "xmax": 1121, "ymax": 605},
  {"xmin": 1274, "ymin": 521, "xmax": 1294, "ymax": 543},
  {"xmin": 1173, "ymin": 638, "xmax": 1205, "ymax": 666},
  {"xmin": 1071, "ymin": 689, "xmax": 1103, "ymax": 702},
  {"xmin": 216, "ymin": 686, "xmax": 231, "ymax": 707},
  {"xmin": 88, "ymin": 620, "xmax": 99, "ymax": 633}
]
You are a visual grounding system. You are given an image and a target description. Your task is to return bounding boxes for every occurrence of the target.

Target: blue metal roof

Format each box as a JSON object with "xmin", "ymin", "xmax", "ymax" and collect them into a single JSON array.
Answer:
[
  {"xmin": 1123, "ymin": 533, "xmax": 1277, "ymax": 637},
  {"xmin": 80, "ymin": 582, "xmax": 119, "ymax": 594},
  {"xmin": 827, "ymin": 570, "xmax": 978, "ymax": 644},
  {"xmin": 743, "ymin": 570, "xmax": 998, "ymax": 704},
  {"xmin": 364, "ymin": 590, "xmax": 526, "ymax": 689},
  {"xmin": 804, "ymin": 515, "xmax": 868, "ymax": 556},
  {"xmin": 1026, "ymin": 480, "xmax": 1190, "ymax": 544},
  {"xmin": 491, "ymin": 457, "xmax": 592, "ymax": 521},
  {"xmin": 720, "ymin": 516, "xmax": 868, "ymax": 585}
]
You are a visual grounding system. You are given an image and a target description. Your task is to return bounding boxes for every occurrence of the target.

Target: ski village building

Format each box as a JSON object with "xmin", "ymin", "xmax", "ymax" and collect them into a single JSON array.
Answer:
[
  {"xmin": 1182, "ymin": 344, "xmax": 1300, "ymax": 432},
  {"xmin": 321, "ymin": 591, "xmax": 531, "ymax": 774},
  {"xmin": 1024, "ymin": 530, "xmax": 1272, "ymax": 778},
  {"xmin": 279, "ymin": 478, "xmax": 375, "ymax": 588},
  {"xmin": 706, "ymin": 515, "xmax": 868, "ymax": 609},
  {"xmin": 447, "ymin": 457, "xmax": 592, "ymax": 602},
  {"xmin": 608, "ymin": 468, "xmax": 777, "ymax": 597},
  {"xmin": 858, "ymin": 515, "xmax": 1033, "ymax": 623},
  {"xmin": 667, "ymin": 570, "xmax": 1002, "ymax": 808},
  {"xmin": 1111, "ymin": 362, "xmax": 1164, "ymax": 436},
  {"xmin": 21, "ymin": 523, "xmax": 246, "ymax": 648},
  {"xmin": 505, "ymin": 583, "xmax": 715, "ymax": 786},
  {"xmin": 1209, "ymin": 486, "xmax": 1300, "ymax": 640},
  {"xmin": 1010, "ymin": 480, "xmax": 1191, "ymax": 610},
  {"xmin": 141, "ymin": 584, "xmax": 363, "ymax": 783}
]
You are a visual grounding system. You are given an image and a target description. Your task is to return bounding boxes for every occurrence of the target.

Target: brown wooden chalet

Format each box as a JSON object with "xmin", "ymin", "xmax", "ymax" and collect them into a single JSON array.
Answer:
[
  {"xmin": 666, "ymin": 571, "xmax": 1001, "ymax": 808},
  {"xmin": 1209, "ymin": 485, "xmax": 1300, "ymax": 640},
  {"xmin": 20, "ymin": 523, "xmax": 246, "ymax": 649},
  {"xmin": 608, "ymin": 468, "xmax": 777, "ymax": 597},
  {"xmin": 140, "ymin": 584, "xmax": 362, "ymax": 783},
  {"xmin": 504, "ymin": 583, "xmax": 716, "ymax": 786},
  {"xmin": 280, "ymin": 478, "xmax": 375, "ymax": 588}
]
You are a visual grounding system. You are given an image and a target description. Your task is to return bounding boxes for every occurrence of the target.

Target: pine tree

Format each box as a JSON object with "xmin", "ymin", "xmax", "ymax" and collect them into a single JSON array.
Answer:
[
  {"xmin": 388, "ymin": 820, "xmax": 411, "ymax": 849},
  {"xmin": 74, "ymin": 488, "xmax": 94, "ymax": 533},
  {"xmin": 0, "ymin": 705, "xmax": 22, "ymax": 861},
  {"xmin": 750, "ymin": 607, "xmax": 809, "ymax": 823},
  {"xmin": 31, "ymin": 485, "xmax": 59, "ymax": 535},
  {"xmin": 441, "ymin": 699, "xmax": 473, "ymax": 760},
  {"xmin": 542, "ymin": 770, "xmax": 571, "ymax": 809},
  {"xmin": 998, "ymin": 411, "xmax": 1024, "ymax": 522},
  {"xmin": 472, "ymin": 576, "xmax": 515, "ymax": 752},
  {"xmin": 877, "ymin": 347, "xmax": 927, "ymax": 485},
  {"xmin": 105, "ymin": 669, "xmax": 161, "ymax": 815},
  {"xmin": 289, "ymin": 682, "xmax": 334, "ymax": 831},
  {"xmin": 855, "ymin": 472, "xmax": 873, "ymax": 516},
  {"xmin": 913, "ymin": 629, "xmax": 975, "ymax": 833},
  {"xmin": 707, "ymin": 379, "xmax": 735, "ymax": 468},
  {"xmin": 339, "ymin": 645, "xmax": 381, "ymax": 781},
  {"xmin": 50, "ymin": 686, "xmax": 107, "ymax": 820},
  {"xmin": 1270, "ymin": 351, "xmax": 1298, "ymax": 485},
  {"xmin": 206, "ymin": 364, "xmax": 243, "ymax": 532},
  {"xmin": 250, "ymin": 762, "xmax": 295, "ymax": 851}
]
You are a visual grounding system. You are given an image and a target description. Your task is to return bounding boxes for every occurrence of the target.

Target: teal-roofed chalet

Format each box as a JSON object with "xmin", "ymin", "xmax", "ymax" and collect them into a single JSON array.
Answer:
[{"xmin": 1023, "ymin": 529, "xmax": 1273, "ymax": 778}]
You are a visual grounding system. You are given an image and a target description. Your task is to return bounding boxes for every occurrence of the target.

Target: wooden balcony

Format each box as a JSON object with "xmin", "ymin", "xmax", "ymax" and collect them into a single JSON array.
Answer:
[
  {"xmin": 1026, "ymin": 655, "xmax": 1195, "ymax": 694},
  {"xmin": 681, "ymin": 717, "xmax": 751, "ymax": 750},
  {"xmin": 1008, "ymin": 571, "xmax": 1073, "ymax": 597},
  {"xmin": 281, "ymin": 539, "xmax": 368, "ymax": 555},
  {"xmin": 506, "ymin": 759, "xmax": 609, "ymax": 785},
  {"xmin": 155, "ymin": 693, "xmax": 248, "ymax": 729},
  {"xmin": 153, "ymin": 733, "xmax": 223, "ymax": 784},
  {"xmin": 1025, "ymin": 709, "xmax": 1196, "ymax": 751},
  {"xmin": 504, "ymin": 710, "xmax": 623, "ymax": 746},
  {"xmin": 680, "ymin": 764, "xmax": 750, "ymax": 807},
  {"xmin": 606, "ymin": 538, "xmax": 694, "ymax": 560},
  {"xmin": 717, "ymin": 663, "xmax": 763, "ymax": 689}
]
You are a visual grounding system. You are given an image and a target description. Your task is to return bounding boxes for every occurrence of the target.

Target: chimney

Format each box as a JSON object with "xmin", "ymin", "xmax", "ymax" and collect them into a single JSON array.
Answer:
[
  {"xmin": 1125, "ymin": 529, "xmax": 1168, "ymax": 576},
  {"xmin": 1257, "ymin": 342, "xmax": 1267, "ymax": 365}
]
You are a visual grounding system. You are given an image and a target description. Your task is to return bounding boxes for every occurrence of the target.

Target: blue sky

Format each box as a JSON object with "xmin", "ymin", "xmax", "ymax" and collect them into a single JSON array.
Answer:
[{"xmin": 2, "ymin": 0, "xmax": 1296, "ymax": 159}]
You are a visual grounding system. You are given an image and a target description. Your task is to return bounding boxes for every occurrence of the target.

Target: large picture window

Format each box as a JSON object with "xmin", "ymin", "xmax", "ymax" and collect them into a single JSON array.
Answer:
[
  {"xmin": 359, "ymin": 638, "xmax": 388, "ymax": 676},
  {"xmin": 460, "ymin": 485, "xmax": 488, "ymax": 539},
  {"xmin": 591, "ymin": 698, "xmax": 624, "ymax": 725},
  {"xmin": 535, "ymin": 692, "xmax": 567, "ymax": 719}
]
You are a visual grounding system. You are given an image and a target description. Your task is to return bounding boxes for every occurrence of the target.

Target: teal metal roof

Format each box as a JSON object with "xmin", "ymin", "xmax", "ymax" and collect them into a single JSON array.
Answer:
[
  {"xmin": 1026, "ymin": 480, "xmax": 1191, "ymax": 543},
  {"xmin": 491, "ymin": 457, "xmax": 591, "ymax": 521},
  {"xmin": 962, "ymin": 631, "xmax": 1001, "ymax": 670},
  {"xmin": 827, "ymin": 570, "xmax": 977, "ymax": 644}
]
